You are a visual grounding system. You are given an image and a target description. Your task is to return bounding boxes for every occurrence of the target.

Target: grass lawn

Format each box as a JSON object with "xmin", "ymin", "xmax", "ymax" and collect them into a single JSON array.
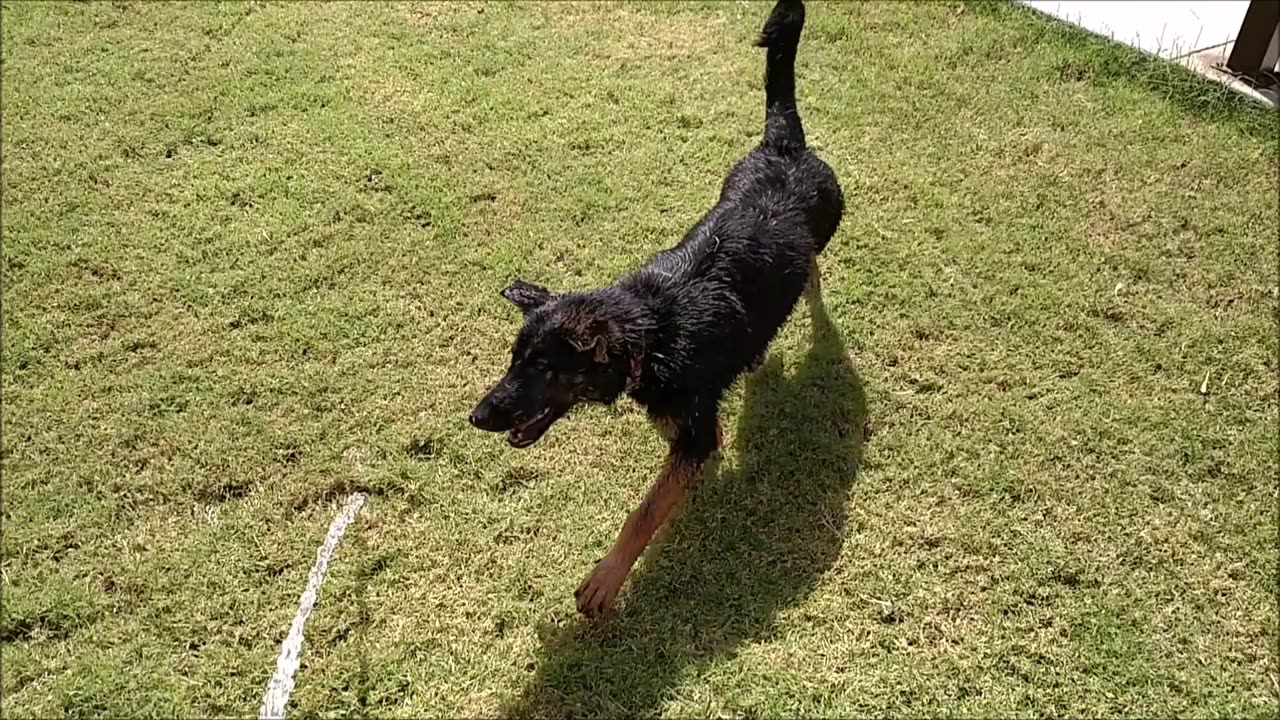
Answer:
[{"xmin": 2, "ymin": 1, "xmax": 1276, "ymax": 716}]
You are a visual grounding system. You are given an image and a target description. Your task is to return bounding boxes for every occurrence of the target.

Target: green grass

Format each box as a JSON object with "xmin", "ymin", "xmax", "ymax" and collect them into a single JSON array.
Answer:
[{"xmin": 2, "ymin": 1, "xmax": 1276, "ymax": 716}]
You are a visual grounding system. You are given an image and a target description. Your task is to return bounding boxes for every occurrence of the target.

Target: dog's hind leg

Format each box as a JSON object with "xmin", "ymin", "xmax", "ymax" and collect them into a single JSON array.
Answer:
[{"xmin": 805, "ymin": 253, "xmax": 821, "ymax": 301}]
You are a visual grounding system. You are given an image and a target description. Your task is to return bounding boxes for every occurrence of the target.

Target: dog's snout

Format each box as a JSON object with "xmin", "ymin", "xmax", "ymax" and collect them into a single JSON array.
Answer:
[
  {"xmin": 471, "ymin": 374, "xmax": 521, "ymax": 432},
  {"xmin": 470, "ymin": 391, "xmax": 513, "ymax": 432},
  {"xmin": 469, "ymin": 404, "xmax": 492, "ymax": 430}
]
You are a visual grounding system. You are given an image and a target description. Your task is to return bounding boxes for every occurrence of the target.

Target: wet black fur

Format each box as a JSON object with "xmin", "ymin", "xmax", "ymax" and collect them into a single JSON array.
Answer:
[{"xmin": 470, "ymin": 0, "xmax": 843, "ymax": 460}]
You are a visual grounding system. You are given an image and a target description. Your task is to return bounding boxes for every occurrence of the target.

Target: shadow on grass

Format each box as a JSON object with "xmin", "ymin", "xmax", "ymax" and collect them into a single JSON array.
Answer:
[{"xmin": 501, "ymin": 290, "xmax": 868, "ymax": 718}]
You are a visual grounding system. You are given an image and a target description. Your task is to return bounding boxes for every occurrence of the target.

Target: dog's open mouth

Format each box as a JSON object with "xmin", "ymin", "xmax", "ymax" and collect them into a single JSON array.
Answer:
[{"xmin": 507, "ymin": 408, "xmax": 560, "ymax": 448}]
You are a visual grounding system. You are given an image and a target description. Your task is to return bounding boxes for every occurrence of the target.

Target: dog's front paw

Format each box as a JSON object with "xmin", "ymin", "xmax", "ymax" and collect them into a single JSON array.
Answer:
[{"xmin": 575, "ymin": 556, "xmax": 628, "ymax": 620}]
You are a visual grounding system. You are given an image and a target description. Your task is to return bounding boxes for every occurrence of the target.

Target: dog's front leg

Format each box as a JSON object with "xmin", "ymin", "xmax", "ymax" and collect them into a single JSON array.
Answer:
[{"xmin": 575, "ymin": 447, "xmax": 702, "ymax": 619}]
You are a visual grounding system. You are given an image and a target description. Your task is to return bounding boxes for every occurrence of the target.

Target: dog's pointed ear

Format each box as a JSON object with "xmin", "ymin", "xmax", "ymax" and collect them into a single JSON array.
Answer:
[
  {"xmin": 500, "ymin": 280, "xmax": 554, "ymax": 314},
  {"xmin": 570, "ymin": 335, "xmax": 609, "ymax": 364}
]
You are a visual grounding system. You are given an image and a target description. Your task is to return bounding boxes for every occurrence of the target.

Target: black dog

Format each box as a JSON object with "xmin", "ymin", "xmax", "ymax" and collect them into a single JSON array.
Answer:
[{"xmin": 470, "ymin": 0, "xmax": 843, "ymax": 619}]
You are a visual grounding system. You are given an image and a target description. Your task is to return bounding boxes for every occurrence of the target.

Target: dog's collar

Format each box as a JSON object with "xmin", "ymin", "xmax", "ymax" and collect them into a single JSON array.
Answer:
[{"xmin": 625, "ymin": 353, "xmax": 644, "ymax": 392}]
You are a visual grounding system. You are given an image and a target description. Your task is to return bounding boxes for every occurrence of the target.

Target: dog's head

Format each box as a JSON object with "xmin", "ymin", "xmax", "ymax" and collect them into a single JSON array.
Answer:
[{"xmin": 469, "ymin": 280, "xmax": 636, "ymax": 448}]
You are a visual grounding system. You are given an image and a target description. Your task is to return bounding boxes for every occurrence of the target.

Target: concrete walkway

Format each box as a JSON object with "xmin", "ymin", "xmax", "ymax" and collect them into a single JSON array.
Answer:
[{"xmin": 1025, "ymin": 1, "xmax": 1249, "ymax": 57}]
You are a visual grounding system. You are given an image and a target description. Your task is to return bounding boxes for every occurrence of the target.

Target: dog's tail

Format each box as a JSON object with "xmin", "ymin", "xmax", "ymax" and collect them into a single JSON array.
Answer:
[{"xmin": 755, "ymin": 0, "xmax": 806, "ymax": 154}]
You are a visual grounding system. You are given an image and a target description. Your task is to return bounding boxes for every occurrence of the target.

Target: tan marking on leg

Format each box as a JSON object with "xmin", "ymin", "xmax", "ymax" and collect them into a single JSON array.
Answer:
[
  {"xmin": 650, "ymin": 415, "xmax": 680, "ymax": 444},
  {"xmin": 575, "ymin": 450, "xmax": 700, "ymax": 619},
  {"xmin": 805, "ymin": 254, "xmax": 821, "ymax": 300}
]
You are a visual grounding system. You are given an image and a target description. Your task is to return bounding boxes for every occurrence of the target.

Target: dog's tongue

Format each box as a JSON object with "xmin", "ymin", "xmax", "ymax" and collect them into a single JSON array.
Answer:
[
  {"xmin": 507, "ymin": 427, "xmax": 536, "ymax": 448},
  {"xmin": 507, "ymin": 410, "xmax": 553, "ymax": 448}
]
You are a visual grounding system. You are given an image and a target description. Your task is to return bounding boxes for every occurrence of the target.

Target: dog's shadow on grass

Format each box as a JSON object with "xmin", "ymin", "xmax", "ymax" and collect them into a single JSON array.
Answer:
[{"xmin": 502, "ymin": 290, "xmax": 867, "ymax": 718}]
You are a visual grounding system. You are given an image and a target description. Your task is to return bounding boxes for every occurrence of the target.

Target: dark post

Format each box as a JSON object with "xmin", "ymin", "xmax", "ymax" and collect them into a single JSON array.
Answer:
[{"xmin": 1224, "ymin": 0, "xmax": 1280, "ymax": 78}]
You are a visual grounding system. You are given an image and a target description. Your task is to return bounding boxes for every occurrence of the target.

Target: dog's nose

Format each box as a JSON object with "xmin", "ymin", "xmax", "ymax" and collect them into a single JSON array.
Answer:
[{"xmin": 469, "ymin": 405, "xmax": 491, "ymax": 429}]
